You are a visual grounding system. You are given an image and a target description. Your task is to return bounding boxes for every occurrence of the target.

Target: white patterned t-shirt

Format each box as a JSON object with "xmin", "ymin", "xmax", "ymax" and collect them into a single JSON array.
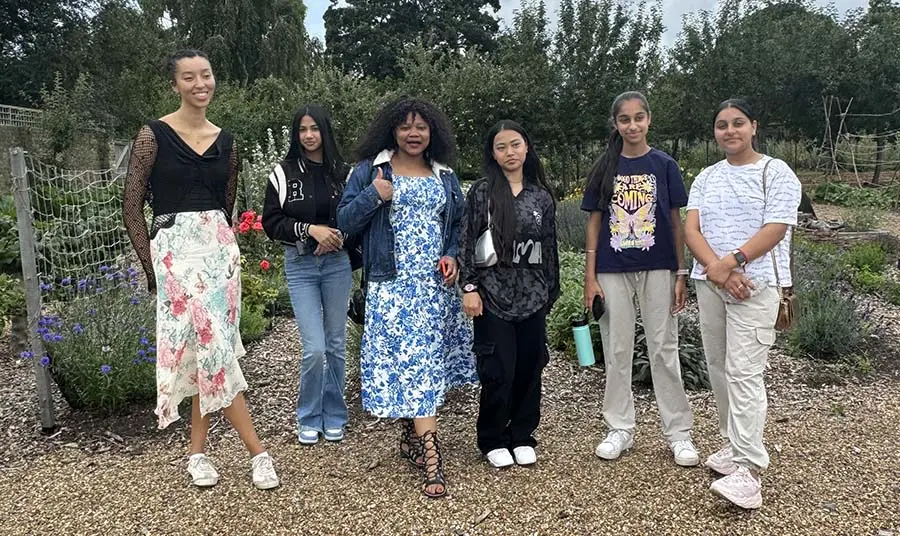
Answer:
[{"xmin": 686, "ymin": 156, "xmax": 801, "ymax": 287}]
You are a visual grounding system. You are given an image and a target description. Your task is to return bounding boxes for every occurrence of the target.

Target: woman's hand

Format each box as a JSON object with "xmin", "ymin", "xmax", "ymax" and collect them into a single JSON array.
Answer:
[
  {"xmin": 724, "ymin": 272, "xmax": 754, "ymax": 301},
  {"xmin": 671, "ymin": 276, "xmax": 687, "ymax": 314},
  {"xmin": 463, "ymin": 291, "xmax": 483, "ymax": 317},
  {"xmin": 309, "ymin": 225, "xmax": 343, "ymax": 250},
  {"xmin": 439, "ymin": 256, "xmax": 458, "ymax": 286},
  {"xmin": 584, "ymin": 277, "xmax": 604, "ymax": 310},
  {"xmin": 372, "ymin": 168, "xmax": 393, "ymax": 201},
  {"xmin": 705, "ymin": 258, "xmax": 733, "ymax": 287}
]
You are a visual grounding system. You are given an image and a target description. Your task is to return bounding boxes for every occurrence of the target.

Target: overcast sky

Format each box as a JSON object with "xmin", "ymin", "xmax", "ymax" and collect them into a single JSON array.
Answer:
[{"xmin": 304, "ymin": 0, "xmax": 869, "ymax": 46}]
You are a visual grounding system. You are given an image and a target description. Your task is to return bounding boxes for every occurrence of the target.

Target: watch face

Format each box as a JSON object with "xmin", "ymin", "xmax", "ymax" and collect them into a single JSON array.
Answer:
[{"xmin": 463, "ymin": 283, "xmax": 476, "ymax": 293}]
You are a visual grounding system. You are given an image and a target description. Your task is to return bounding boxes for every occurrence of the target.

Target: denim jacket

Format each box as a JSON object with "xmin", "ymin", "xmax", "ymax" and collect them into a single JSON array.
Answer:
[{"xmin": 337, "ymin": 149, "xmax": 466, "ymax": 283}]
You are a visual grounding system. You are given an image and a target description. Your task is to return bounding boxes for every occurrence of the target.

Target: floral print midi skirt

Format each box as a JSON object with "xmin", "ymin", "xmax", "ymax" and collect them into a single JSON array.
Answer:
[{"xmin": 150, "ymin": 210, "xmax": 247, "ymax": 428}]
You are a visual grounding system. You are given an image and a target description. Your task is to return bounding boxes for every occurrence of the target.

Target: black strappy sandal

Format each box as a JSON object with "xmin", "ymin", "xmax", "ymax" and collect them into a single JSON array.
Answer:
[
  {"xmin": 398, "ymin": 419, "xmax": 424, "ymax": 468},
  {"xmin": 420, "ymin": 430, "xmax": 447, "ymax": 499}
]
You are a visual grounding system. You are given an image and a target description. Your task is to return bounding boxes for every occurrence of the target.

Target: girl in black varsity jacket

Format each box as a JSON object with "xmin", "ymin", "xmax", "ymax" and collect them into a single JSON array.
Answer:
[{"xmin": 261, "ymin": 104, "xmax": 353, "ymax": 445}]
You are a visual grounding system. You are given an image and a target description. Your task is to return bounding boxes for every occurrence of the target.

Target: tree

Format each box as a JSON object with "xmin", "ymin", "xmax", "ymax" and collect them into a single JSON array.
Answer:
[
  {"xmin": 324, "ymin": 0, "xmax": 501, "ymax": 79},
  {"xmin": 553, "ymin": 0, "xmax": 664, "ymax": 146},
  {"xmin": 845, "ymin": 0, "xmax": 900, "ymax": 183},
  {"xmin": 142, "ymin": 0, "xmax": 310, "ymax": 86},
  {"xmin": 0, "ymin": 0, "xmax": 92, "ymax": 105}
]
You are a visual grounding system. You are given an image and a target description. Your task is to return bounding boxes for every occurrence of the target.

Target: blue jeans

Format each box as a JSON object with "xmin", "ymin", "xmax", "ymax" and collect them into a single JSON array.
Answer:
[{"xmin": 283, "ymin": 246, "xmax": 352, "ymax": 433}]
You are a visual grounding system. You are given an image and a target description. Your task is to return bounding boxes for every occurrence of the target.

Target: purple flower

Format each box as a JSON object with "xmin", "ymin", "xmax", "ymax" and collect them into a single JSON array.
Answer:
[
  {"xmin": 130, "ymin": 297, "xmax": 140, "ymax": 305},
  {"xmin": 146, "ymin": 358, "xmax": 156, "ymax": 364},
  {"xmin": 126, "ymin": 267, "xmax": 138, "ymax": 278},
  {"xmin": 19, "ymin": 351, "xmax": 34, "ymax": 359},
  {"xmin": 72, "ymin": 324, "xmax": 84, "ymax": 334},
  {"xmin": 100, "ymin": 364, "xmax": 111, "ymax": 375},
  {"xmin": 77, "ymin": 279, "xmax": 87, "ymax": 290},
  {"xmin": 147, "ymin": 345, "xmax": 157, "ymax": 354},
  {"xmin": 52, "ymin": 333, "xmax": 63, "ymax": 342},
  {"xmin": 99, "ymin": 265, "xmax": 110, "ymax": 273},
  {"xmin": 61, "ymin": 277, "xmax": 72, "ymax": 286},
  {"xmin": 104, "ymin": 273, "xmax": 115, "ymax": 281},
  {"xmin": 38, "ymin": 316, "xmax": 52, "ymax": 327},
  {"xmin": 95, "ymin": 287, "xmax": 103, "ymax": 293},
  {"xmin": 139, "ymin": 337, "xmax": 149, "ymax": 346},
  {"xmin": 137, "ymin": 349, "xmax": 146, "ymax": 357},
  {"xmin": 41, "ymin": 333, "xmax": 53, "ymax": 342},
  {"xmin": 138, "ymin": 326, "xmax": 148, "ymax": 333},
  {"xmin": 39, "ymin": 356, "xmax": 50, "ymax": 367},
  {"xmin": 39, "ymin": 282, "xmax": 53, "ymax": 292},
  {"xmin": 36, "ymin": 327, "xmax": 49, "ymax": 336},
  {"xmin": 88, "ymin": 309, "xmax": 96, "ymax": 316},
  {"xmin": 133, "ymin": 358, "xmax": 141, "ymax": 365}
]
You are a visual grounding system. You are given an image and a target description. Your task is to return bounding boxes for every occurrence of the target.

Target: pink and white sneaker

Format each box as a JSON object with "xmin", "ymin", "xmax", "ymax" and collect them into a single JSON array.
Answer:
[
  {"xmin": 704, "ymin": 443, "xmax": 737, "ymax": 475},
  {"xmin": 710, "ymin": 466, "xmax": 762, "ymax": 509}
]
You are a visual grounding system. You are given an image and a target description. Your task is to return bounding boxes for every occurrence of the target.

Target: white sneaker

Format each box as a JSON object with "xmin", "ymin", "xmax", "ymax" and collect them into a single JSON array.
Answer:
[
  {"xmin": 705, "ymin": 443, "xmax": 737, "ymax": 475},
  {"xmin": 251, "ymin": 452, "xmax": 280, "ymax": 490},
  {"xmin": 670, "ymin": 439, "xmax": 700, "ymax": 467},
  {"xmin": 187, "ymin": 453, "xmax": 219, "ymax": 487},
  {"xmin": 710, "ymin": 466, "xmax": 762, "ymax": 509},
  {"xmin": 595, "ymin": 430, "xmax": 634, "ymax": 460},
  {"xmin": 512, "ymin": 446, "xmax": 537, "ymax": 466},
  {"xmin": 298, "ymin": 429, "xmax": 319, "ymax": 445},
  {"xmin": 486, "ymin": 448, "xmax": 515, "ymax": 468}
]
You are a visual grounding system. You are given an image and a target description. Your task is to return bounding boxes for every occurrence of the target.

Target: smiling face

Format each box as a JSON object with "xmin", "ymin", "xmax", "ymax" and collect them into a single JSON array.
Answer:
[
  {"xmin": 298, "ymin": 115, "xmax": 322, "ymax": 155},
  {"xmin": 492, "ymin": 129, "xmax": 528, "ymax": 174},
  {"xmin": 613, "ymin": 98, "xmax": 651, "ymax": 147},
  {"xmin": 394, "ymin": 112, "xmax": 431, "ymax": 158},
  {"xmin": 172, "ymin": 56, "xmax": 215, "ymax": 109},
  {"xmin": 714, "ymin": 106, "xmax": 757, "ymax": 155}
]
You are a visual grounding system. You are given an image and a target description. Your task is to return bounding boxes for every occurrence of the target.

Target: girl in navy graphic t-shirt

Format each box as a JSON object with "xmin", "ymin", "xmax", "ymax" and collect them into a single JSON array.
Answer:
[{"xmin": 581, "ymin": 91, "xmax": 699, "ymax": 468}]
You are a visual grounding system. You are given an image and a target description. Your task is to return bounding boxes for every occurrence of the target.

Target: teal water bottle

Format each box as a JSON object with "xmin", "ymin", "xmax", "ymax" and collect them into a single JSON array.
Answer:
[{"xmin": 571, "ymin": 311, "xmax": 595, "ymax": 367}]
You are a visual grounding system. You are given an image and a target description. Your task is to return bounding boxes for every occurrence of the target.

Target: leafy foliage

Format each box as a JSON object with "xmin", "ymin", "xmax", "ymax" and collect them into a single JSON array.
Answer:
[
  {"xmin": 0, "ymin": 273, "xmax": 25, "ymax": 333},
  {"xmin": 40, "ymin": 266, "xmax": 157, "ymax": 412},
  {"xmin": 787, "ymin": 284, "xmax": 864, "ymax": 361}
]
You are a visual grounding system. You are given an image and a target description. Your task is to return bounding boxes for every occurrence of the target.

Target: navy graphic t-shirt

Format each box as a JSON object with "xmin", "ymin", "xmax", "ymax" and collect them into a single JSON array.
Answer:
[{"xmin": 580, "ymin": 148, "xmax": 687, "ymax": 273}]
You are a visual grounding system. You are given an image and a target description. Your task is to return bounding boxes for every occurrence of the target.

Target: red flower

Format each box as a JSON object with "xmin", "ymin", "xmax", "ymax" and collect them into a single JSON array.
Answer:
[
  {"xmin": 256, "ymin": 214, "xmax": 262, "ymax": 222},
  {"xmin": 241, "ymin": 210, "xmax": 255, "ymax": 222},
  {"xmin": 260, "ymin": 259, "xmax": 271, "ymax": 271},
  {"xmin": 252, "ymin": 222, "xmax": 263, "ymax": 231},
  {"xmin": 238, "ymin": 221, "xmax": 251, "ymax": 233}
]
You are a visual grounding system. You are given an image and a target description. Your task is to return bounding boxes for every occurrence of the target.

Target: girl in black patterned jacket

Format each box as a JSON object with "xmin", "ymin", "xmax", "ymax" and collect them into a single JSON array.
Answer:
[{"xmin": 458, "ymin": 120, "xmax": 559, "ymax": 468}]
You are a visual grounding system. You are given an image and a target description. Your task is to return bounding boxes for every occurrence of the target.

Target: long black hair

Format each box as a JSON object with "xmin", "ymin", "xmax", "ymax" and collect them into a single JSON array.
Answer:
[
  {"xmin": 714, "ymin": 98, "xmax": 760, "ymax": 150},
  {"xmin": 284, "ymin": 103, "xmax": 347, "ymax": 189},
  {"xmin": 354, "ymin": 97, "xmax": 456, "ymax": 165},
  {"xmin": 585, "ymin": 91, "xmax": 651, "ymax": 209},
  {"xmin": 483, "ymin": 120, "xmax": 554, "ymax": 264}
]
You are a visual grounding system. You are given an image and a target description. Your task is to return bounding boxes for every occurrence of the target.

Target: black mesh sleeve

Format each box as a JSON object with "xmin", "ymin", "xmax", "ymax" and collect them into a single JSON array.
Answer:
[
  {"xmin": 225, "ymin": 140, "xmax": 239, "ymax": 226},
  {"xmin": 122, "ymin": 126, "xmax": 158, "ymax": 292}
]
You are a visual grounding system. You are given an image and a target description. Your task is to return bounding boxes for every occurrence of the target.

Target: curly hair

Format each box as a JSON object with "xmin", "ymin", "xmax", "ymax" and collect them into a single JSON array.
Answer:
[{"xmin": 354, "ymin": 97, "xmax": 457, "ymax": 165}]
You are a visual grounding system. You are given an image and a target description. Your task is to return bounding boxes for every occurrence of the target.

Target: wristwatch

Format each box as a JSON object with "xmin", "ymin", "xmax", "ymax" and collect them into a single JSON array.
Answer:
[
  {"xmin": 731, "ymin": 249, "xmax": 748, "ymax": 267},
  {"xmin": 463, "ymin": 283, "xmax": 478, "ymax": 293}
]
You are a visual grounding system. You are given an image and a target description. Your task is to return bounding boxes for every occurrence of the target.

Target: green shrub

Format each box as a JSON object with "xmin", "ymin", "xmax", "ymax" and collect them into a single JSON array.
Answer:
[
  {"xmin": 884, "ymin": 281, "xmax": 900, "ymax": 306},
  {"xmin": 0, "ymin": 273, "xmax": 26, "ymax": 333},
  {"xmin": 792, "ymin": 238, "xmax": 841, "ymax": 290},
  {"xmin": 41, "ymin": 266, "xmax": 157, "ymax": 412},
  {"xmin": 842, "ymin": 242, "xmax": 887, "ymax": 274},
  {"xmin": 240, "ymin": 302, "xmax": 270, "ymax": 343},
  {"xmin": 850, "ymin": 268, "xmax": 886, "ymax": 294},
  {"xmin": 814, "ymin": 182, "xmax": 892, "ymax": 209},
  {"xmin": 547, "ymin": 251, "xmax": 598, "ymax": 355},
  {"xmin": 842, "ymin": 205, "xmax": 883, "ymax": 232},
  {"xmin": 788, "ymin": 284, "xmax": 864, "ymax": 361},
  {"xmin": 0, "ymin": 196, "xmax": 21, "ymax": 276},
  {"xmin": 556, "ymin": 198, "xmax": 589, "ymax": 252}
]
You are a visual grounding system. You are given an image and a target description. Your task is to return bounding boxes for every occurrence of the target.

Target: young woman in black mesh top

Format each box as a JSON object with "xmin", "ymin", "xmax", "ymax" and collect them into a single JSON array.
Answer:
[{"xmin": 122, "ymin": 49, "xmax": 278, "ymax": 490}]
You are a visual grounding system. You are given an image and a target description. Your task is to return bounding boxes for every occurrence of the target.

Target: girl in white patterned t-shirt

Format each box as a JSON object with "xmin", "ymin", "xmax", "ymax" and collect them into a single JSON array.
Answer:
[{"xmin": 684, "ymin": 99, "xmax": 801, "ymax": 511}]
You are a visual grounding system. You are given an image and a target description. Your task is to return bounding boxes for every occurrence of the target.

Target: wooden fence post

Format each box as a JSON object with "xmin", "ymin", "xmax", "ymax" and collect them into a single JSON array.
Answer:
[{"xmin": 10, "ymin": 147, "xmax": 56, "ymax": 433}]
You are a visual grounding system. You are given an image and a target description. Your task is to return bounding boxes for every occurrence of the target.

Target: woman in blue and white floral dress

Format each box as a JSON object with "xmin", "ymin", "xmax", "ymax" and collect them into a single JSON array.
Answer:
[{"xmin": 339, "ymin": 97, "xmax": 476, "ymax": 499}]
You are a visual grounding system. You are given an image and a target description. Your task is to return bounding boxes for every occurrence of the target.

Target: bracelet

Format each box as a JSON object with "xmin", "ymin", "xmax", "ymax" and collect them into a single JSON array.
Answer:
[{"xmin": 676, "ymin": 268, "xmax": 690, "ymax": 276}]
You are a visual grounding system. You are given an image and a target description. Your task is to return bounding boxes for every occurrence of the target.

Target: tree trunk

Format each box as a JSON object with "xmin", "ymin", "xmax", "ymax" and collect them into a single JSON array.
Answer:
[
  {"xmin": 873, "ymin": 135, "xmax": 885, "ymax": 185},
  {"xmin": 671, "ymin": 138, "xmax": 680, "ymax": 160}
]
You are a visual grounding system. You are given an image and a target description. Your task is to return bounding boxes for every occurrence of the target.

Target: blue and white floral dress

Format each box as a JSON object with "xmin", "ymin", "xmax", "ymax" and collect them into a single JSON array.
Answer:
[{"xmin": 360, "ymin": 174, "xmax": 477, "ymax": 418}]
